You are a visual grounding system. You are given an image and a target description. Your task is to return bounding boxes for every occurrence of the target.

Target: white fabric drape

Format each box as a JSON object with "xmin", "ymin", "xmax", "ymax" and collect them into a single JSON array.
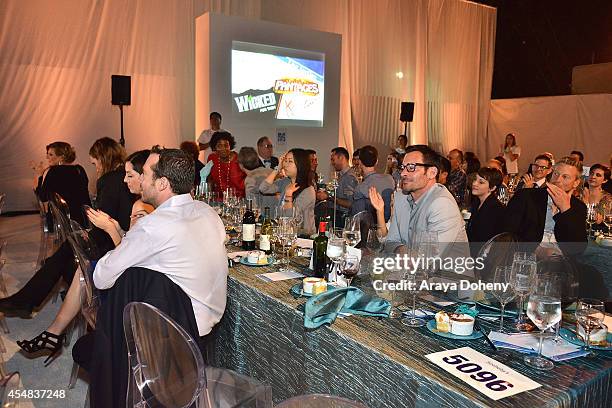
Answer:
[
  {"xmin": 0, "ymin": 0, "xmax": 494, "ymax": 211},
  {"xmin": 261, "ymin": 0, "xmax": 496, "ymax": 159},
  {"xmin": 485, "ymin": 94, "xmax": 612, "ymax": 173}
]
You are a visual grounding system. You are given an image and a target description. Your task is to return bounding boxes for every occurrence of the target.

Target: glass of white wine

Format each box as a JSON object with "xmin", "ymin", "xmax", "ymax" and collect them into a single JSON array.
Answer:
[
  {"xmin": 342, "ymin": 217, "xmax": 361, "ymax": 248},
  {"xmin": 489, "ymin": 266, "xmax": 516, "ymax": 332},
  {"xmin": 575, "ymin": 298, "xmax": 605, "ymax": 357},
  {"xmin": 524, "ymin": 272, "xmax": 562, "ymax": 370}
]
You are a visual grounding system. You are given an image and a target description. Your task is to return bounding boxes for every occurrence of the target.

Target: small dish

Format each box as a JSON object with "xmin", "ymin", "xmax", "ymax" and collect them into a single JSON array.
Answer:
[
  {"xmin": 426, "ymin": 319, "xmax": 483, "ymax": 340},
  {"xmin": 559, "ymin": 328, "xmax": 612, "ymax": 351},
  {"xmin": 239, "ymin": 256, "xmax": 275, "ymax": 267}
]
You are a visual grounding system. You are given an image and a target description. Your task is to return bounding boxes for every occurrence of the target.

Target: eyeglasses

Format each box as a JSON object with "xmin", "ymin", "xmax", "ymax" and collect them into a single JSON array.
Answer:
[
  {"xmin": 399, "ymin": 163, "xmax": 432, "ymax": 172},
  {"xmin": 262, "ymin": 144, "xmax": 273, "ymax": 148},
  {"xmin": 531, "ymin": 164, "xmax": 550, "ymax": 170}
]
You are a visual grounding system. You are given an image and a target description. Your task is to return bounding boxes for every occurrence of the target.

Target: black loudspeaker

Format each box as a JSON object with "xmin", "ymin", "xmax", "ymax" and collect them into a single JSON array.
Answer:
[
  {"xmin": 400, "ymin": 102, "xmax": 414, "ymax": 122},
  {"xmin": 111, "ymin": 75, "xmax": 131, "ymax": 106}
]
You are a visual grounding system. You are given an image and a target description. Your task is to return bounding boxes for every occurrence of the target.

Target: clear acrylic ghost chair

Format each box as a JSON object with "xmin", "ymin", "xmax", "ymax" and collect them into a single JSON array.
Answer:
[
  {"xmin": 475, "ymin": 232, "xmax": 519, "ymax": 282},
  {"xmin": 65, "ymin": 220, "xmax": 100, "ymax": 389},
  {"xmin": 0, "ymin": 371, "xmax": 21, "ymax": 407},
  {"xmin": 276, "ymin": 394, "xmax": 369, "ymax": 408},
  {"xmin": 123, "ymin": 302, "xmax": 272, "ymax": 408}
]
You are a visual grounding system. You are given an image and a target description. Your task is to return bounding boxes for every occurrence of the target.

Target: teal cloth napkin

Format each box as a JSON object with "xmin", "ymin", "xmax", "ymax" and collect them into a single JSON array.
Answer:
[
  {"xmin": 200, "ymin": 161, "xmax": 214, "ymax": 182},
  {"xmin": 304, "ymin": 287, "xmax": 391, "ymax": 329}
]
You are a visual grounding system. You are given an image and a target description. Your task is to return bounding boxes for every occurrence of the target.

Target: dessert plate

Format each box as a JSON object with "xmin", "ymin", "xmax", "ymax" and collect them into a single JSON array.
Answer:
[
  {"xmin": 425, "ymin": 319, "xmax": 483, "ymax": 340},
  {"xmin": 559, "ymin": 328, "xmax": 612, "ymax": 351},
  {"xmin": 239, "ymin": 256, "xmax": 275, "ymax": 267}
]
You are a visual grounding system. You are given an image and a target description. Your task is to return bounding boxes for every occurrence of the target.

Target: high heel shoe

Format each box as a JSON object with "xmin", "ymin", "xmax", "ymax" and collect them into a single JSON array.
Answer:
[{"xmin": 17, "ymin": 331, "xmax": 66, "ymax": 366}]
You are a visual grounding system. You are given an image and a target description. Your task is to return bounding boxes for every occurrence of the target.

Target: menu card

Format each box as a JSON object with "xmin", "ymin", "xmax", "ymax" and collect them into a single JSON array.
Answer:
[
  {"xmin": 487, "ymin": 332, "xmax": 588, "ymax": 361},
  {"xmin": 255, "ymin": 271, "xmax": 305, "ymax": 282},
  {"xmin": 425, "ymin": 347, "xmax": 541, "ymax": 400}
]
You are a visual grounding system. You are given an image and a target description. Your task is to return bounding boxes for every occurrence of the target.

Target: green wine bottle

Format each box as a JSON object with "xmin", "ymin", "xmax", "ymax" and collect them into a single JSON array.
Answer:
[{"xmin": 312, "ymin": 221, "xmax": 329, "ymax": 279}]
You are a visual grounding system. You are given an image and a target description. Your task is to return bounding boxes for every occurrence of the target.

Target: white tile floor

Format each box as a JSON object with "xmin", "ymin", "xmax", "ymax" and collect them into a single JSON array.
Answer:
[{"xmin": 1, "ymin": 214, "xmax": 88, "ymax": 407}]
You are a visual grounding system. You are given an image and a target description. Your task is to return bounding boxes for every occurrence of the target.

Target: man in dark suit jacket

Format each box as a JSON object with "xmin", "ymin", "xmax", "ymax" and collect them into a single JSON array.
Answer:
[
  {"xmin": 505, "ymin": 157, "xmax": 587, "ymax": 256},
  {"xmin": 257, "ymin": 136, "xmax": 279, "ymax": 169}
]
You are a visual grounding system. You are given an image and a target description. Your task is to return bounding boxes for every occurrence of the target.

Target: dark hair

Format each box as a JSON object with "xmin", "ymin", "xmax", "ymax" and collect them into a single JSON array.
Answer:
[
  {"xmin": 238, "ymin": 147, "xmax": 262, "ymax": 171},
  {"xmin": 359, "ymin": 145, "xmax": 378, "ymax": 167},
  {"xmin": 570, "ymin": 150, "xmax": 584, "ymax": 162},
  {"xmin": 89, "ymin": 137, "xmax": 126, "ymax": 176},
  {"xmin": 289, "ymin": 148, "xmax": 314, "ymax": 200},
  {"xmin": 476, "ymin": 167, "xmax": 503, "ymax": 190},
  {"xmin": 179, "ymin": 141, "xmax": 200, "ymax": 162},
  {"xmin": 305, "ymin": 149, "xmax": 317, "ymax": 156},
  {"xmin": 449, "ymin": 149, "xmax": 464, "ymax": 163},
  {"xmin": 353, "ymin": 149, "xmax": 360, "ymax": 158},
  {"xmin": 438, "ymin": 156, "xmax": 451, "ymax": 176},
  {"xmin": 590, "ymin": 164, "xmax": 611, "ymax": 181},
  {"xmin": 331, "ymin": 147, "xmax": 349, "ymax": 161},
  {"xmin": 405, "ymin": 145, "xmax": 441, "ymax": 175},
  {"xmin": 465, "ymin": 153, "xmax": 480, "ymax": 175},
  {"xmin": 150, "ymin": 147, "xmax": 194, "ymax": 194},
  {"xmin": 210, "ymin": 111, "xmax": 222, "ymax": 121},
  {"xmin": 398, "ymin": 135, "xmax": 408, "ymax": 144},
  {"xmin": 504, "ymin": 133, "xmax": 516, "ymax": 147},
  {"xmin": 534, "ymin": 154, "xmax": 553, "ymax": 168},
  {"xmin": 126, "ymin": 150, "xmax": 150, "ymax": 175},
  {"xmin": 257, "ymin": 136, "xmax": 271, "ymax": 146},
  {"xmin": 493, "ymin": 156, "xmax": 507, "ymax": 175},
  {"xmin": 46, "ymin": 141, "xmax": 76, "ymax": 164},
  {"xmin": 209, "ymin": 131, "xmax": 235, "ymax": 151}
]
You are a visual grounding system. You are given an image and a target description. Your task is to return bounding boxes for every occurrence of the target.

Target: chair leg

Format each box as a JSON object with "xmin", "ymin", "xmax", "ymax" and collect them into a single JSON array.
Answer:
[{"xmin": 68, "ymin": 316, "xmax": 86, "ymax": 389}]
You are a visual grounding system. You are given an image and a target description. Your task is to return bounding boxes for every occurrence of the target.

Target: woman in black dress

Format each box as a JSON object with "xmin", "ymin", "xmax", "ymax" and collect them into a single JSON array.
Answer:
[
  {"xmin": 467, "ymin": 167, "xmax": 506, "ymax": 257},
  {"xmin": 34, "ymin": 141, "xmax": 91, "ymax": 227},
  {"xmin": 0, "ymin": 138, "xmax": 132, "ymax": 321}
]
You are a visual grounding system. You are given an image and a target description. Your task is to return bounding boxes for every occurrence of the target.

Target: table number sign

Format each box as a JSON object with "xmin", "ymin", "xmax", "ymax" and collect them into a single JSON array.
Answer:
[{"xmin": 425, "ymin": 347, "xmax": 541, "ymax": 400}]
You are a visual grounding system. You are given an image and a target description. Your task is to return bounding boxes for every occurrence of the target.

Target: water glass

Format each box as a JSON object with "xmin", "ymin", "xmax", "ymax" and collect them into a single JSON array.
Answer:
[
  {"xmin": 524, "ymin": 272, "xmax": 562, "ymax": 370},
  {"xmin": 343, "ymin": 217, "xmax": 361, "ymax": 248},
  {"xmin": 401, "ymin": 269, "xmax": 428, "ymax": 327}
]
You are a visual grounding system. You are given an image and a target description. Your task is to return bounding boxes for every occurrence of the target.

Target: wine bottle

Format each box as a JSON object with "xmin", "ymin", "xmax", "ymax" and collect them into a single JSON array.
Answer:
[
  {"xmin": 312, "ymin": 221, "xmax": 329, "ymax": 279},
  {"xmin": 259, "ymin": 207, "xmax": 273, "ymax": 255},
  {"xmin": 242, "ymin": 199, "xmax": 256, "ymax": 250}
]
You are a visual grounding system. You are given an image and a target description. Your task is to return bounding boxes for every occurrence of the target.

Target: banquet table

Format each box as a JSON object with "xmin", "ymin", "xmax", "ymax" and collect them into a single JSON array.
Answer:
[{"xmin": 209, "ymin": 251, "xmax": 612, "ymax": 408}]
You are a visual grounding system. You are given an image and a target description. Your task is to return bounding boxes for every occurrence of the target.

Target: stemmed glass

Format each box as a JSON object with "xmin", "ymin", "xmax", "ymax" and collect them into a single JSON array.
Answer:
[
  {"xmin": 524, "ymin": 272, "xmax": 562, "ymax": 370},
  {"xmin": 586, "ymin": 203, "xmax": 597, "ymax": 239},
  {"xmin": 366, "ymin": 228, "xmax": 382, "ymax": 253},
  {"xmin": 575, "ymin": 298, "xmax": 605, "ymax": 357},
  {"xmin": 342, "ymin": 217, "xmax": 361, "ymax": 249},
  {"xmin": 401, "ymin": 268, "xmax": 428, "ymax": 327},
  {"xmin": 340, "ymin": 254, "xmax": 360, "ymax": 287},
  {"xmin": 327, "ymin": 233, "xmax": 346, "ymax": 283},
  {"xmin": 276, "ymin": 218, "xmax": 297, "ymax": 272},
  {"xmin": 510, "ymin": 252, "xmax": 537, "ymax": 330},
  {"xmin": 604, "ymin": 205, "xmax": 612, "ymax": 237},
  {"xmin": 489, "ymin": 266, "xmax": 516, "ymax": 332},
  {"xmin": 385, "ymin": 268, "xmax": 405, "ymax": 319}
]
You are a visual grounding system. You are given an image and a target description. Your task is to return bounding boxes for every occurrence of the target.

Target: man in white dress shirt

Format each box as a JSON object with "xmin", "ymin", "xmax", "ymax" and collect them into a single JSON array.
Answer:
[{"xmin": 93, "ymin": 147, "xmax": 228, "ymax": 337}]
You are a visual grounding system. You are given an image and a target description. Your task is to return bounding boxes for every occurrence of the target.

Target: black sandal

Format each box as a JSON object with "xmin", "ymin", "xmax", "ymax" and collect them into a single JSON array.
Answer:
[{"xmin": 17, "ymin": 331, "xmax": 66, "ymax": 366}]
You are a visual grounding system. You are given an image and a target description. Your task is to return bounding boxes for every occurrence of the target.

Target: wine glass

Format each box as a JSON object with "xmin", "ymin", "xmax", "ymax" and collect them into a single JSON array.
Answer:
[
  {"xmin": 604, "ymin": 205, "xmax": 612, "ymax": 237},
  {"xmin": 575, "ymin": 298, "xmax": 605, "ymax": 357},
  {"xmin": 510, "ymin": 252, "xmax": 537, "ymax": 330},
  {"xmin": 343, "ymin": 217, "xmax": 361, "ymax": 248},
  {"xmin": 401, "ymin": 268, "xmax": 428, "ymax": 327},
  {"xmin": 586, "ymin": 203, "xmax": 597, "ymax": 239},
  {"xmin": 489, "ymin": 266, "xmax": 516, "ymax": 332},
  {"xmin": 523, "ymin": 272, "xmax": 562, "ymax": 370},
  {"xmin": 385, "ymin": 268, "xmax": 405, "ymax": 319},
  {"xmin": 366, "ymin": 227, "xmax": 382, "ymax": 253},
  {"xmin": 277, "ymin": 218, "xmax": 296, "ymax": 272},
  {"xmin": 340, "ymin": 254, "xmax": 360, "ymax": 287},
  {"xmin": 327, "ymin": 235, "xmax": 346, "ymax": 282}
]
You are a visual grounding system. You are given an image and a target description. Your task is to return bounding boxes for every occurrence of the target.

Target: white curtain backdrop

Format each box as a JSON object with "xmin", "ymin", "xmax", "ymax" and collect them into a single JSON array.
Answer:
[
  {"xmin": 485, "ymin": 94, "xmax": 612, "ymax": 173},
  {"xmin": 0, "ymin": 0, "xmax": 495, "ymax": 211}
]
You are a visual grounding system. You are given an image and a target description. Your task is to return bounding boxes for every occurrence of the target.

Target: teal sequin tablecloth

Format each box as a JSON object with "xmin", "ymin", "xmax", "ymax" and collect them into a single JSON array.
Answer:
[{"xmin": 209, "ymin": 257, "xmax": 612, "ymax": 407}]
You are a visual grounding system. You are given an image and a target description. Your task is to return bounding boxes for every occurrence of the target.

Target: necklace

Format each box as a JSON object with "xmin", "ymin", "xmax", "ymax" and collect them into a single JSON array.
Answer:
[{"xmin": 217, "ymin": 157, "xmax": 231, "ymax": 191}]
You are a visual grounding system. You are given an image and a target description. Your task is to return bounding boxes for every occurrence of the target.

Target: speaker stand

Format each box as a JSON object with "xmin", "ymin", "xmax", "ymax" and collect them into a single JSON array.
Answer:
[
  {"xmin": 402, "ymin": 121, "xmax": 408, "ymax": 138},
  {"xmin": 118, "ymin": 104, "xmax": 125, "ymax": 147}
]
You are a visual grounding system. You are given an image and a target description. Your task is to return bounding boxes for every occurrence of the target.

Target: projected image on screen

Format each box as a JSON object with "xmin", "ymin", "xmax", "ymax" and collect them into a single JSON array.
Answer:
[{"xmin": 232, "ymin": 42, "xmax": 325, "ymax": 126}]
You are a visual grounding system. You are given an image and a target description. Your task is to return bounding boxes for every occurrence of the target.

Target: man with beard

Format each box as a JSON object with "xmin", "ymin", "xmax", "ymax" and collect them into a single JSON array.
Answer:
[{"xmin": 384, "ymin": 145, "xmax": 470, "ymax": 274}]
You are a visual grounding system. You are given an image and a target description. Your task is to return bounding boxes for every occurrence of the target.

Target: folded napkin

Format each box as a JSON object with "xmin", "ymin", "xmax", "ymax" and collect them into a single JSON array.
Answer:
[
  {"xmin": 304, "ymin": 287, "xmax": 390, "ymax": 329},
  {"xmin": 200, "ymin": 161, "xmax": 214, "ymax": 182}
]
